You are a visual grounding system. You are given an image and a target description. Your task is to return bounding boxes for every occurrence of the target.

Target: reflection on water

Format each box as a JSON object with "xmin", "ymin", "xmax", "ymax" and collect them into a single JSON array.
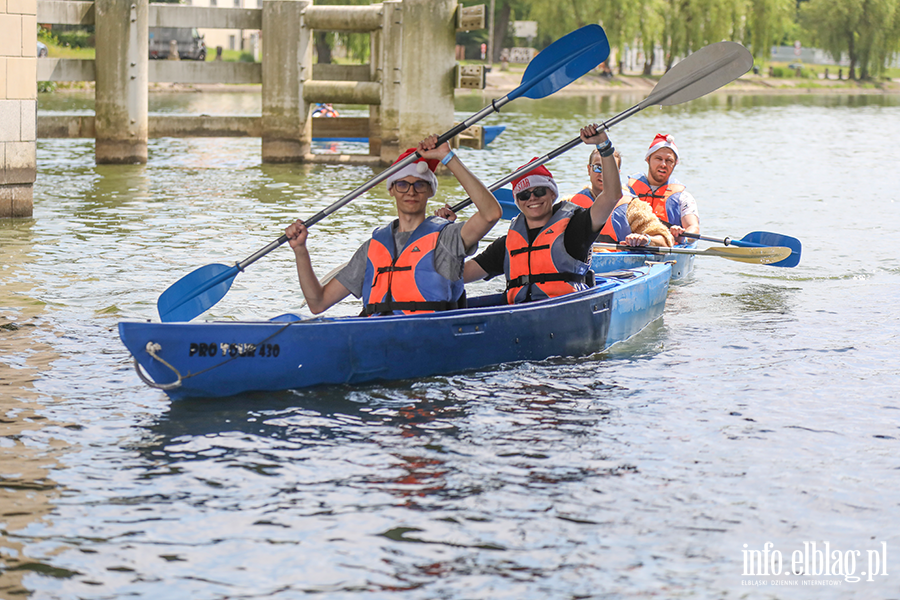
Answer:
[
  {"xmin": 0, "ymin": 221, "xmax": 69, "ymax": 597},
  {"xmin": 3, "ymin": 92, "xmax": 899, "ymax": 598}
]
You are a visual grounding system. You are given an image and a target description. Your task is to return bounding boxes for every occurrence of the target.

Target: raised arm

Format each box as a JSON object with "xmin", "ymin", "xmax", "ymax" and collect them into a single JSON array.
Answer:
[
  {"xmin": 285, "ymin": 219, "xmax": 351, "ymax": 314},
  {"xmin": 417, "ymin": 135, "xmax": 502, "ymax": 250},
  {"xmin": 579, "ymin": 124, "xmax": 622, "ymax": 232}
]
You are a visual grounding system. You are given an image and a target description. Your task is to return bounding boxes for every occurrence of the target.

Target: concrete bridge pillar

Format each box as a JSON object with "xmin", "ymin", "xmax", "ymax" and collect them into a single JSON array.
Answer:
[
  {"xmin": 377, "ymin": 0, "xmax": 456, "ymax": 163},
  {"xmin": 94, "ymin": 0, "xmax": 148, "ymax": 164},
  {"xmin": 397, "ymin": 0, "xmax": 455, "ymax": 154},
  {"xmin": 1, "ymin": 0, "xmax": 37, "ymax": 218},
  {"xmin": 261, "ymin": 0, "xmax": 311, "ymax": 163}
]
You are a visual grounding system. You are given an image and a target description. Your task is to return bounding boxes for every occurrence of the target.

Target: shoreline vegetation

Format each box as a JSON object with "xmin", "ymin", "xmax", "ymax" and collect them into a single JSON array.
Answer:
[{"xmin": 38, "ymin": 39, "xmax": 899, "ymax": 96}]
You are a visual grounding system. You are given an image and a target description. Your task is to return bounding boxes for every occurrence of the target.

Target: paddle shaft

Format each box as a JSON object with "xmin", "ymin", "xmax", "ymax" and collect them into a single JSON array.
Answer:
[
  {"xmin": 240, "ymin": 105, "xmax": 511, "ymax": 271},
  {"xmin": 450, "ymin": 42, "xmax": 752, "ymax": 214},
  {"xmin": 592, "ymin": 242, "xmax": 791, "ymax": 263},
  {"xmin": 681, "ymin": 231, "xmax": 769, "ymax": 248},
  {"xmin": 240, "ymin": 27, "xmax": 619, "ymax": 270},
  {"xmin": 157, "ymin": 25, "xmax": 612, "ymax": 322}
]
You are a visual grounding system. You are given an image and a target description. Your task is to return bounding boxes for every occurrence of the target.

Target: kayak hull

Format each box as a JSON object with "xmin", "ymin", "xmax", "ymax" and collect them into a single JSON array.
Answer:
[
  {"xmin": 592, "ymin": 246, "xmax": 695, "ymax": 280},
  {"xmin": 119, "ymin": 263, "xmax": 671, "ymax": 399}
]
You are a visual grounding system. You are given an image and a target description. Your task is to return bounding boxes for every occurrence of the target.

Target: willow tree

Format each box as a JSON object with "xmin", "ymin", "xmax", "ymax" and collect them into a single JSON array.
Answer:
[
  {"xmin": 523, "ymin": 0, "xmax": 596, "ymax": 46},
  {"xmin": 595, "ymin": 0, "xmax": 643, "ymax": 74},
  {"xmin": 744, "ymin": 0, "xmax": 795, "ymax": 61},
  {"xmin": 309, "ymin": 0, "xmax": 373, "ymax": 64},
  {"xmin": 800, "ymin": 0, "xmax": 900, "ymax": 79}
]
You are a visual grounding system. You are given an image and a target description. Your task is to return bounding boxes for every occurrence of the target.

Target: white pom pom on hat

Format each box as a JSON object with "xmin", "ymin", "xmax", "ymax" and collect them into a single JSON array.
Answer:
[{"xmin": 645, "ymin": 133, "xmax": 679, "ymax": 162}]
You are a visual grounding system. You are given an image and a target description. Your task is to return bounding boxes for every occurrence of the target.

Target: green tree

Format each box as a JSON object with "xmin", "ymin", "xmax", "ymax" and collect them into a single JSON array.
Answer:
[
  {"xmin": 744, "ymin": 0, "xmax": 795, "ymax": 61},
  {"xmin": 309, "ymin": 0, "xmax": 373, "ymax": 64},
  {"xmin": 801, "ymin": 0, "xmax": 900, "ymax": 79}
]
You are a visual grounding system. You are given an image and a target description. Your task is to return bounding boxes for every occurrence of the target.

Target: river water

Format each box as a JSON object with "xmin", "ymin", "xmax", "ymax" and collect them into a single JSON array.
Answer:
[{"xmin": 2, "ymin": 91, "xmax": 899, "ymax": 599}]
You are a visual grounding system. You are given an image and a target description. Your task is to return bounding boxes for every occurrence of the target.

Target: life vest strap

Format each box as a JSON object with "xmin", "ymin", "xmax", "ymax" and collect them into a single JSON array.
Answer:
[
  {"xmin": 506, "ymin": 272, "xmax": 585, "ymax": 290},
  {"xmin": 363, "ymin": 299, "xmax": 461, "ymax": 316},
  {"xmin": 376, "ymin": 265, "xmax": 412, "ymax": 274},
  {"xmin": 509, "ymin": 244, "xmax": 550, "ymax": 257}
]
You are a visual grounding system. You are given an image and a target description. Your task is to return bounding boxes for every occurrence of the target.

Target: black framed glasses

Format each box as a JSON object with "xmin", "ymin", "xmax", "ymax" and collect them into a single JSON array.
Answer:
[
  {"xmin": 393, "ymin": 180, "xmax": 431, "ymax": 194},
  {"xmin": 590, "ymin": 164, "xmax": 603, "ymax": 174},
  {"xmin": 516, "ymin": 186, "xmax": 550, "ymax": 202}
]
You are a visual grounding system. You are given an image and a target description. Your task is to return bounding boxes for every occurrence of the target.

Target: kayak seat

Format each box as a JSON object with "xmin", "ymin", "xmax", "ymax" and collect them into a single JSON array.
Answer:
[
  {"xmin": 269, "ymin": 313, "xmax": 304, "ymax": 322},
  {"xmin": 595, "ymin": 270, "xmax": 638, "ymax": 281},
  {"xmin": 466, "ymin": 292, "xmax": 506, "ymax": 308}
]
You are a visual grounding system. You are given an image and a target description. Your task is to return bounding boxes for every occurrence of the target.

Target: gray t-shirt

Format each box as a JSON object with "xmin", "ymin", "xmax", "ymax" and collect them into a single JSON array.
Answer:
[{"xmin": 335, "ymin": 219, "xmax": 475, "ymax": 299}]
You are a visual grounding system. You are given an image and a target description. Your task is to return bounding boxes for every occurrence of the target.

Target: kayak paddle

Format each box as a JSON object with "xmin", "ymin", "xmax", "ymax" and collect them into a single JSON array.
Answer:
[
  {"xmin": 592, "ymin": 242, "xmax": 792, "ymax": 265},
  {"xmin": 681, "ymin": 231, "xmax": 801, "ymax": 267},
  {"xmin": 157, "ymin": 25, "xmax": 611, "ymax": 322},
  {"xmin": 449, "ymin": 40, "xmax": 754, "ymax": 215}
]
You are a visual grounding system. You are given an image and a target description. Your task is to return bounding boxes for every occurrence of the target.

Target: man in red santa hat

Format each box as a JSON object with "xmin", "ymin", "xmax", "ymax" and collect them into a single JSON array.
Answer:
[
  {"xmin": 460, "ymin": 124, "xmax": 622, "ymax": 304},
  {"xmin": 625, "ymin": 133, "xmax": 700, "ymax": 243},
  {"xmin": 284, "ymin": 134, "xmax": 501, "ymax": 316}
]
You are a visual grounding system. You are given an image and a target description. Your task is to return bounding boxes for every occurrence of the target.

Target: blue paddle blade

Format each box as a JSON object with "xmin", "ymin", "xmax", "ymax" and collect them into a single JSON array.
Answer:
[
  {"xmin": 494, "ymin": 188, "xmax": 519, "ymax": 220},
  {"xmin": 737, "ymin": 231, "xmax": 802, "ymax": 267},
  {"xmin": 516, "ymin": 24, "xmax": 610, "ymax": 100},
  {"xmin": 157, "ymin": 263, "xmax": 240, "ymax": 322}
]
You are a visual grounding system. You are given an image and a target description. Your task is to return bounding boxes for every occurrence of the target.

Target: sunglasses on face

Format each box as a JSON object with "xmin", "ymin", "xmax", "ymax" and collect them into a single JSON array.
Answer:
[
  {"xmin": 393, "ymin": 180, "xmax": 430, "ymax": 194},
  {"xmin": 590, "ymin": 164, "xmax": 603, "ymax": 174},
  {"xmin": 516, "ymin": 186, "xmax": 550, "ymax": 203}
]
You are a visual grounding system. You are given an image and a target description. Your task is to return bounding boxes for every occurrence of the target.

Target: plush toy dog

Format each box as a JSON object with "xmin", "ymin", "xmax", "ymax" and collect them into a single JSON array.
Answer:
[{"xmin": 626, "ymin": 199, "xmax": 675, "ymax": 247}]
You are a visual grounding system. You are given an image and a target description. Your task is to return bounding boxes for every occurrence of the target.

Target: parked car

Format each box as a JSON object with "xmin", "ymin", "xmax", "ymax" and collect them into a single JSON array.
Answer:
[
  {"xmin": 149, "ymin": 27, "xmax": 206, "ymax": 60},
  {"xmin": 37, "ymin": 41, "xmax": 48, "ymax": 57}
]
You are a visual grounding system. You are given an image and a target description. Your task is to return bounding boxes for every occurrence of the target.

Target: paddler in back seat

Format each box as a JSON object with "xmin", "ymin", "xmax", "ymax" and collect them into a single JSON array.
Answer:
[
  {"xmin": 625, "ymin": 133, "xmax": 700, "ymax": 244},
  {"xmin": 449, "ymin": 124, "xmax": 622, "ymax": 304},
  {"xmin": 284, "ymin": 134, "xmax": 502, "ymax": 316},
  {"xmin": 569, "ymin": 146, "xmax": 669, "ymax": 248}
]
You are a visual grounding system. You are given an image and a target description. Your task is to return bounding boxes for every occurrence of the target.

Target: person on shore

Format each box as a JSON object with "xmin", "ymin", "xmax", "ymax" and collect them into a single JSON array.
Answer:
[
  {"xmin": 285, "ymin": 134, "xmax": 502, "ymax": 316},
  {"xmin": 626, "ymin": 133, "xmax": 699, "ymax": 243},
  {"xmin": 459, "ymin": 124, "xmax": 622, "ymax": 304}
]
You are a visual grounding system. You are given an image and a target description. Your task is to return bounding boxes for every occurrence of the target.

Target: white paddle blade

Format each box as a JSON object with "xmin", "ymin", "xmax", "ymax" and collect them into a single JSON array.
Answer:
[{"xmin": 647, "ymin": 42, "xmax": 753, "ymax": 108}]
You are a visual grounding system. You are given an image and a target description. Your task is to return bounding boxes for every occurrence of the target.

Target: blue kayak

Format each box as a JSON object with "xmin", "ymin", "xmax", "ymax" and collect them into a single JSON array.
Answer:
[
  {"xmin": 119, "ymin": 263, "xmax": 671, "ymax": 399},
  {"xmin": 591, "ymin": 245, "xmax": 695, "ymax": 280}
]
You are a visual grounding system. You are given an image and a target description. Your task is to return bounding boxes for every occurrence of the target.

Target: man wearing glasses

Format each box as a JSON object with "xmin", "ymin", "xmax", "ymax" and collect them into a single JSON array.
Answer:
[
  {"xmin": 626, "ymin": 133, "xmax": 700, "ymax": 243},
  {"xmin": 285, "ymin": 134, "xmax": 502, "ymax": 316},
  {"xmin": 460, "ymin": 124, "xmax": 622, "ymax": 304}
]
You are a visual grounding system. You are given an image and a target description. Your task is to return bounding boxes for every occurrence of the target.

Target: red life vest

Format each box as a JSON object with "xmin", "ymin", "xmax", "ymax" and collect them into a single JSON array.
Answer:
[
  {"xmin": 362, "ymin": 217, "xmax": 464, "ymax": 316},
  {"xmin": 503, "ymin": 202, "xmax": 590, "ymax": 304},
  {"xmin": 627, "ymin": 175, "xmax": 685, "ymax": 226}
]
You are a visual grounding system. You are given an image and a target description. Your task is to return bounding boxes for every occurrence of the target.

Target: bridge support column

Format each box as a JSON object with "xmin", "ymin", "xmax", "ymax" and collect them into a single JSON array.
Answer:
[
  {"xmin": 1, "ymin": 0, "xmax": 37, "ymax": 218},
  {"xmin": 262, "ymin": 0, "xmax": 311, "ymax": 163},
  {"xmin": 94, "ymin": 0, "xmax": 149, "ymax": 164},
  {"xmin": 397, "ymin": 0, "xmax": 455, "ymax": 154}
]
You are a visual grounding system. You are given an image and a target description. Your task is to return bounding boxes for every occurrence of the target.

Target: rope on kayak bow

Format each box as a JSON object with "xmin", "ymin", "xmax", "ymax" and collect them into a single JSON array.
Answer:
[{"xmin": 134, "ymin": 341, "xmax": 184, "ymax": 391}]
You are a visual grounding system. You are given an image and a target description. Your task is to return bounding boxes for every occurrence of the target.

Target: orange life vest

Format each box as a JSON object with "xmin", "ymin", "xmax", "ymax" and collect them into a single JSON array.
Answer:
[
  {"xmin": 362, "ymin": 218, "xmax": 464, "ymax": 316},
  {"xmin": 627, "ymin": 174, "xmax": 685, "ymax": 226},
  {"xmin": 503, "ymin": 202, "xmax": 590, "ymax": 304}
]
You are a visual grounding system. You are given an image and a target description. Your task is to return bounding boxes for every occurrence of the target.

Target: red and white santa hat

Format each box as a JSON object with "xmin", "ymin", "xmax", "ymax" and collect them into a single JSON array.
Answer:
[
  {"xmin": 385, "ymin": 148, "xmax": 439, "ymax": 197},
  {"xmin": 645, "ymin": 133, "xmax": 679, "ymax": 162},
  {"xmin": 511, "ymin": 160, "xmax": 558, "ymax": 198}
]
